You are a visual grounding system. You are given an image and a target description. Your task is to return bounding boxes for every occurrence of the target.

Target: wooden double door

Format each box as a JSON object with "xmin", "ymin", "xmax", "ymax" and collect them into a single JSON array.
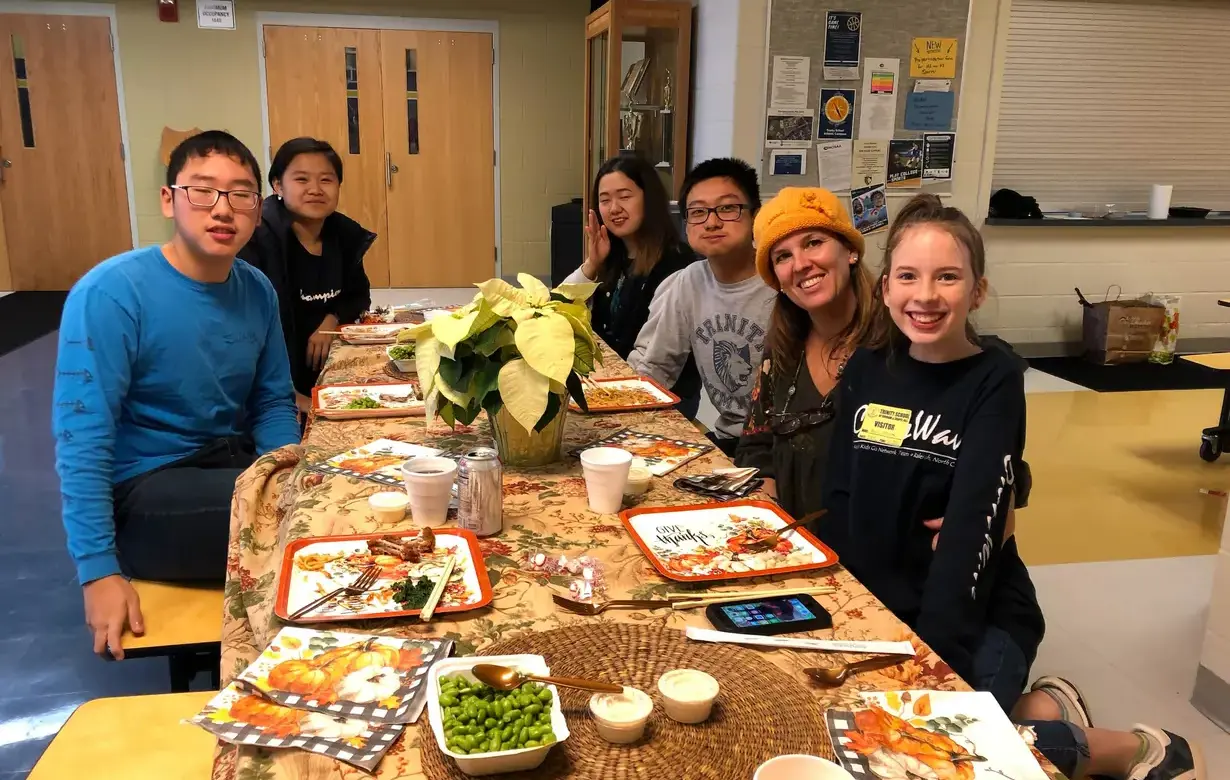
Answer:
[
  {"xmin": 0, "ymin": 14, "xmax": 131, "ymax": 291},
  {"xmin": 263, "ymin": 26, "xmax": 496, "ymax": 289}
]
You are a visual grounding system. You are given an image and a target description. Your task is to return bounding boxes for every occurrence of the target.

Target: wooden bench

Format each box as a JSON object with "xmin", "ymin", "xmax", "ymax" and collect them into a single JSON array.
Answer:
[
  {"xmin": 124, "ymin": 581, "xmax": 224, "ymax": 691},
  {"xmin": 1182, "ymin": 351, "xmax": 1230, "ymax": 461},
  {"xmin": 28, "ymin": 692, "xmax": 216, "ymax": 779}
]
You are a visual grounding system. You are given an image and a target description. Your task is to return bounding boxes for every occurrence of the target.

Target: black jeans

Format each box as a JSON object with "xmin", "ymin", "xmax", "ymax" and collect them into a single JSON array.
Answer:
[{"xmin": 113, "ymin": 436, "xmax": 255, "ymax": 584}]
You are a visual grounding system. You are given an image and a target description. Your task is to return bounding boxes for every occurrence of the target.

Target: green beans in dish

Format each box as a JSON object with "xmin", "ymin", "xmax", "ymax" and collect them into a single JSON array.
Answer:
[
  {"xmin": 438, "ymin": 674, "xmax": 557, "ymax": 754},
  {"xmin": 388, "ymin": 344, "xmax": 416, "ymax": 361}
]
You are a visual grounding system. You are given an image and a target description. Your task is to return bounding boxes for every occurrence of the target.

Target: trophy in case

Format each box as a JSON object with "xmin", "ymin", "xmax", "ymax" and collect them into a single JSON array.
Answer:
[
  {"xmin": 657, "ymin": 68, "xmax": 673, "ymax": 169},
  {"xmin": 620, "ymin": 110, "xmax": 644, "ymax": 152}
]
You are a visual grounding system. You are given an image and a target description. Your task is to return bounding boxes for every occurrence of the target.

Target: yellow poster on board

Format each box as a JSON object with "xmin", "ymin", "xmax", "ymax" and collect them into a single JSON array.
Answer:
[{"xmin": 910, "ymin": 38, "xmax": 958, "ymax": 79}]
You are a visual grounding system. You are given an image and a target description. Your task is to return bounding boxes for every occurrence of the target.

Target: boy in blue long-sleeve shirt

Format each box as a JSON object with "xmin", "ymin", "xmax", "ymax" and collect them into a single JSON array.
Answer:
[{"xmin": 52, "ymin": 131, "xmax": 300, "ymax": 659}]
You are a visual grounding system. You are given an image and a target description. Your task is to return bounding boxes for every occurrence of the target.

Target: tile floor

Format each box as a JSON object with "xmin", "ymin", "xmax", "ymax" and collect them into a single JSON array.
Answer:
[{"xmin": 0, "ymin": 295, "xmax": 1226, "ymax": 778}]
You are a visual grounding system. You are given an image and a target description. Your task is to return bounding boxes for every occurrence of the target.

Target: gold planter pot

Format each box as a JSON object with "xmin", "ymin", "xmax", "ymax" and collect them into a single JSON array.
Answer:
[{"xmin": 491, "ymin": 397, "xmax": 568, "ymax": 467}]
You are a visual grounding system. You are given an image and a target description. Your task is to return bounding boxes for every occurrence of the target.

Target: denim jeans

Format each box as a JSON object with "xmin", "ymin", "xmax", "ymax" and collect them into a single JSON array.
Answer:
[
  {"xmin": 972, "ymin": 626, "xmax": 1092, "ymax": 779},
  {"xmin": 113, "ymin": 436, "xmax": 256, "ymax": 584}
]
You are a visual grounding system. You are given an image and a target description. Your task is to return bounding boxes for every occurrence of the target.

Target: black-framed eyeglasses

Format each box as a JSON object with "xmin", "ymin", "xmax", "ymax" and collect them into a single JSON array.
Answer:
[
  {"xmin": 170, "ymin": 185, "xmax": 261, "ymax": 211},
  {"xmin": 768, "ymin": 397, "xmax": 836, "ymax": 436},
  {"xmin": 684, "ymin": 203, "xmax": 749, "ymax": 224}
]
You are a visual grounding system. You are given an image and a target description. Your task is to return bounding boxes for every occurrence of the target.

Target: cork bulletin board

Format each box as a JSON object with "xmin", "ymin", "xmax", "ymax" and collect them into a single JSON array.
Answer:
[{"xmin": 762, "ymin": 0, "xmax": 971, "ymax": 196}]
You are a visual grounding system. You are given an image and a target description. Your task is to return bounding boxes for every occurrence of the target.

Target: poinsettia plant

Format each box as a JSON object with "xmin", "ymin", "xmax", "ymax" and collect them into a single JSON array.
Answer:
[{"xmin": 401, "ymin": 274, "xmax": 601, "ymax": 432}]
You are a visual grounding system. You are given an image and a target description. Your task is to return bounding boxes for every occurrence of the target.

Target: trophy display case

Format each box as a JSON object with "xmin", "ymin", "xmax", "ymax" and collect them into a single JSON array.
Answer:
[{"xmin": 584, "ymin": 0, "xmax": 692, "ymax": 213}]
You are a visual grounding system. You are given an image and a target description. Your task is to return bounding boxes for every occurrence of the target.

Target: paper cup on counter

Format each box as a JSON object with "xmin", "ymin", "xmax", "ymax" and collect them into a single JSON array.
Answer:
[
  {"xmin": 401, "ymin": 457, "xmax": 457, "ymax": 527},
  {"xmin": 579, "ymin": 447, "xmax": 633, "ymax": 514},
  {"xmin": 1148, "ymin": 184, "xmax": 1173, "ymax": 219}
]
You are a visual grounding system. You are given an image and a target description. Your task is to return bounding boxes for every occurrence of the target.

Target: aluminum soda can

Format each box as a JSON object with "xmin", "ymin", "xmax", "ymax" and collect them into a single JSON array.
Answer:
[{"xmin": 457, "ymin": 447, "xmax": 503, "ymax": 536}]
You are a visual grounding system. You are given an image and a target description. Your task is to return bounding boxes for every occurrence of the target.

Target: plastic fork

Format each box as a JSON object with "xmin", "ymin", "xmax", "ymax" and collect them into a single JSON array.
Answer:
[{"xmin": 289, "ymin": 564, "xmax": 380, "ymax": 620}]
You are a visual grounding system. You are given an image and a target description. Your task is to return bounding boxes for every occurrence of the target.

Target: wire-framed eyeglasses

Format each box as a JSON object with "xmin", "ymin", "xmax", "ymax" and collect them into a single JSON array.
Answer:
[
  {"xmin": 170, "ymin": 185, "xmax": 261, "ymax": 211},
  {"xmin": 684, "ymin": 203, "xmax": 749, "ymax": 225}
]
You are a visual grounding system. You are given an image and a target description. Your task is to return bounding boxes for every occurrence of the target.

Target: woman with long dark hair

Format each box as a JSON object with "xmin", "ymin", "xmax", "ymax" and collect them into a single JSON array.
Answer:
[
  {"xmin": 565, "ymin": 153, "xmax": 700, "ymax": 411},
  {"xmin": 240, "ymin": 138, "xmax": 375, "ymax": 415}
]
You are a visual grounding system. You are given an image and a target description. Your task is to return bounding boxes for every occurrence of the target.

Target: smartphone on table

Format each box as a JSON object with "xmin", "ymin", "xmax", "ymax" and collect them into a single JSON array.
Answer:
[{"xmin": 704, "ymin": 593, "xmax": 833, "ymax": 636}]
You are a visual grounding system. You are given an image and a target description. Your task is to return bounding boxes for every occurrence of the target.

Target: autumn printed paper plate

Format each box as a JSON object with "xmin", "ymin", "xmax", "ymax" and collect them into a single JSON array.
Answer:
[
  {"xmin": 570, "ymin": 429, "xmax": 714, "ymax": 476},
  {"xmin": 190, "ymin": 682, "xmax": 406, "ymax": 772},
  {"xmin": 339, "ymin": 322, "xmax": 411, "ymax": 344},
  {"xmin": 826, "ymin": 690, "xmax": 1050, "ymax": 780},
  {"xmin": 307, "ymin": 439, "xmax": 443, "ymax": 486},
  {"xmin": 620, "ymin": 499, "xmax": 838, "ymax": 582},
  {"xmin": 235, "ymin": 627, "xmax": 452, "ymax": 724},
  {"xmin": 274, "ymin": 528, "xmax": 492, "ymax": 622},
  {"xmin": 569, "ymin": 376, "xmax": 681, "ymax": 413},
  {"xmin": 313, "ymin": 382, "xmax": 425, "ymax": 420}
]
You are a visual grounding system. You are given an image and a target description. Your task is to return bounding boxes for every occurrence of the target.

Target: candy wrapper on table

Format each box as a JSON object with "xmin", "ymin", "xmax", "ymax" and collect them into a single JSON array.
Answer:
[{"xmin": 521, "ymin": 550, "xmax": 609, "ymax": 601}]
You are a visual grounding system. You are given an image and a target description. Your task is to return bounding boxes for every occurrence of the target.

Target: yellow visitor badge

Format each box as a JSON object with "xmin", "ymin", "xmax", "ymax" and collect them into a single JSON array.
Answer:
[{"xmin": 857, "ymin": 403, "xmax": 912, "ymax": 446}]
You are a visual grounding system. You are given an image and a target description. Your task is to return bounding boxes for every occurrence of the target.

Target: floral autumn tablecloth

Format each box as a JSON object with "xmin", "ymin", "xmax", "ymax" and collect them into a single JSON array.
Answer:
[{"xmin": 214, "ymin": 343, "xmax": 1061, "ymax": 780}]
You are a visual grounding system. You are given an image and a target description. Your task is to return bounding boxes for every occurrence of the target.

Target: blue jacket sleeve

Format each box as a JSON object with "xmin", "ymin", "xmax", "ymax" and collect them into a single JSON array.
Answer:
[
  {"xmin": 52, "ymin": 285, "xmax": 135, "ymax": 584},
  {"xmin": 247, "ymin": 287, "xmax": 301, "ymax": 453}
]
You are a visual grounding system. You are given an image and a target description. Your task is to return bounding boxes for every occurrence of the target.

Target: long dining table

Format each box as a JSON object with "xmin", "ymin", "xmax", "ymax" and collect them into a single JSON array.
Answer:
[{"xmin": 212, "ymin": 338, "xmax": 1059, "ymax": 780}]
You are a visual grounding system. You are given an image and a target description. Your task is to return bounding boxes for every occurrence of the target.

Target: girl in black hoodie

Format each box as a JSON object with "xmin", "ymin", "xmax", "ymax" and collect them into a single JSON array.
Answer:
[
  {"xmin": 563, "ymin": 153, "xmax": 700, "ymax": 416},
  {"xmin": 240, "ymin": 138, "xmax": 374, "ymax": 415}
]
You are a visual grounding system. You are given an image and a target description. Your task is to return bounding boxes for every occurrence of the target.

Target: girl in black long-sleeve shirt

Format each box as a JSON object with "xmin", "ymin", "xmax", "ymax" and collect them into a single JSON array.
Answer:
[{"xmin": 821, "ymin": 195, "xmax": 1204, "ymax": 780}]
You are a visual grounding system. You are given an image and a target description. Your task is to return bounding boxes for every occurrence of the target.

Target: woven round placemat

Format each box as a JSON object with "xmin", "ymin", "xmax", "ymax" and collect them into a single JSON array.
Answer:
[
  {"xmin": 384, "ymin": 361, "xmax": 416, "ymax": 381},
  {"xmin": 419, "ymin": 623, "xmax": 832, "ymax": 779}
]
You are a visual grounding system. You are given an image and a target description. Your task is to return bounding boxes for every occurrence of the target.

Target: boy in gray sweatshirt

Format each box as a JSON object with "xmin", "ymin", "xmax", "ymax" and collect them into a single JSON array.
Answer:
[{"xmin": 628, "ymin": 159, "xmax": 776, "ymax": 455}]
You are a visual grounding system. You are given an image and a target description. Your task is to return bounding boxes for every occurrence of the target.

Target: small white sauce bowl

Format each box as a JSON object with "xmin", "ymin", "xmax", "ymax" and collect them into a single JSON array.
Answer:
[
  {"xmin": 657, "ymin": 669, "xmax": 719, "ymax": 724},
  {"xmin": 588, "ymin": 686, "xmax": 653, "ymax": 744},
  {"xmin": 624, "ymin": 465, "xmax": 652, "ymax": 496}
]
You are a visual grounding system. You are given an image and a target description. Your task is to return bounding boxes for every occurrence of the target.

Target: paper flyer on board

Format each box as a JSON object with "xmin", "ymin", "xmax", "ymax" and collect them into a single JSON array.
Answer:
[
  {"xmin": 887, "ymin": 139, "xmax": 924, "ymax": 188},
  {"xmin": 904, "ymin": 92, "xmax": 955, "ymax": 132},
  {"xmin": 857, "ymin": 57, "xmax": 899, "ymax": 140},
  {"xmin": 818, "ymin": 89, "xmax": 856, "ymax": 139},
  {"xmin": 823, "ymin": 11, "xmax": 862, "ymax": 80},
  {"xmin": 765, "ymin": 108, "xmax": 815, "ymax": 149},
  {"xmin": 770, "ymin": 149, "xmax": 807, "ymax": 176},
  {"xmin": 913, "ymin": 79, "xmax": 952, "ymax": 93},
  {"xmin": 770, "ymin": 55, "xmax": 811, "ymax": 110},
  {"xmin": 910, "ymin": 37, "xmax": 959, "ymax": 78},
  {"xmin": 817, "ymin": 140, "xmax": 852, "ymax": 192},
  {"xmin": 851, "ymin": 184, "xmax": 889, "ymax": 234},
  {"xmin": 923, "ymin": 133, "xmax": 955, "ymax": 180},
  {"xmin": 851, "ymin": 139, "xmax": 888, "ymax": 188}
]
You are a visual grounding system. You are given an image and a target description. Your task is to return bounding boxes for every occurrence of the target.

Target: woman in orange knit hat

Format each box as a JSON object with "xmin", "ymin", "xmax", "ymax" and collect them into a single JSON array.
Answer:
[{"xmin": 734, "ymin": 186, "xmax": 877, "ymax": 517}]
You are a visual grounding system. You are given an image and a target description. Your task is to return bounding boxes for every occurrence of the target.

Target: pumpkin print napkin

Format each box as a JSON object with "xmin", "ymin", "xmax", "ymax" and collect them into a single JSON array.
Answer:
[
  {"xmin": 235, "ymin": 627, "xmax": 453, "ymax": 724},
  {"xmin": 190, "ymin": 682, "xmax": 406, "ymax": 773}
]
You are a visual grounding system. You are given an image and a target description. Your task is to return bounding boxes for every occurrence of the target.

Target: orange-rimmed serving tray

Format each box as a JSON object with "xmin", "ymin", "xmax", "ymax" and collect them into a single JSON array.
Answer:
[
  {"xmin": 570, "ymin": 375, "xmax": 681, "ymax": 413},
  {"xmin": 619, "ymin": 499, "xmax": 839, "ymax": 582},
  {"xmin": 274, "ymin": 528, "xmax": 493, "ymax": 622},
  {"xmin": 313, "ymin": 381, "xmax": 425, "ymax": 420}
]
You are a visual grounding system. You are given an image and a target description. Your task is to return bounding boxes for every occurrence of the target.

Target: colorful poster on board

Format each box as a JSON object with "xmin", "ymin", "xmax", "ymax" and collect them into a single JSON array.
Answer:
[
  {"xmin": 765, "ymin": 108, "xmax": 815, "ymax": 149},
  {"xmin": 818, "ymin": 89, "xmax": 857, "ymax": 139},
  {"xmin": 887, "ymin": 139, "xmax": 923, "ymax": 188},
  {"xmin": 923, "ymin": 133, "xmax": 955, "ymax": 180},
  {"xmin": 851, "ymin": 184, "xmax": 889, "ymax": 234},
  {"xmin": 910, "ymin": 37, "xmax": 959, "ymax": 78},
  {"xmin": 823, "ymin": 11, "xmax": 862, "ymax": 80}
]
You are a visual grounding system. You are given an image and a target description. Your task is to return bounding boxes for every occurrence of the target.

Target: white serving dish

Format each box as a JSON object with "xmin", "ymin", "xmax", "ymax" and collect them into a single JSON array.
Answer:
[
  {"xmin": 427, "ymin": 654, "xmax": 571, "ymax": 776},
  {"xmin": 386, "ymin": 344, "xmax": 417, "ymax": 374}
]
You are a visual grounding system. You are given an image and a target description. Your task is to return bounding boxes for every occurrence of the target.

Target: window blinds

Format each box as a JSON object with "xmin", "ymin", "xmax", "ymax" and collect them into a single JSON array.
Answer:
[{"xmin": 993, "ymin": 0, "xmax": 1230, "ymax": 212}]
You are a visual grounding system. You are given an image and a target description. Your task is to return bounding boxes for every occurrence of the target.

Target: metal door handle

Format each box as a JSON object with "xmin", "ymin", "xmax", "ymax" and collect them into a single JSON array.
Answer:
[
  {"xmin": 385, "ymin": 153, "xmax": 399, "ymax": 188},
  {"xmin": 0, "ymin": 158, "xmax": 11, "ymax": 184}
]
